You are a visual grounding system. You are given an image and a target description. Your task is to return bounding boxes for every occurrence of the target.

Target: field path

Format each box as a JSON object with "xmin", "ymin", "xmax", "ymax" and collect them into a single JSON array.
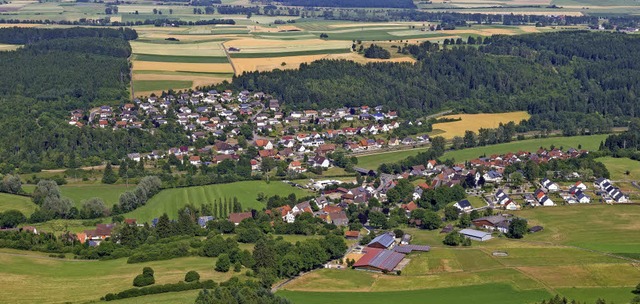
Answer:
[{"xmin": 221, "ymin": 42, "xmax": 237, "ymax": 75}]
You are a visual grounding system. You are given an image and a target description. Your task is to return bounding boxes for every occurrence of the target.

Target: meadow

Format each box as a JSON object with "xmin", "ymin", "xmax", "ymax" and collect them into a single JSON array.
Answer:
[
  {"xmin": 59, "ymin": 183, "xmax": 133, "ymax": 208},
  {"xmin": 124, "ymin": 180, "xmax": 311, "ymax": 222},
  {"xmin": 594, "ymin": 157, "xmax": 640, "ymax": 181},
  {"xmin": 432, "ymin": 112, "xmax": 531, "ymax": 139},
  {"xmin": 0, "ymin": 193, "xmax": 36, "ymax": 215},
  {"xmin": 356, "ymin": 134, "xmax": 608, "ymax": 169},
  {"xmin": 0, "ymin": 249, "xmax": 239, "ymax": 304}
]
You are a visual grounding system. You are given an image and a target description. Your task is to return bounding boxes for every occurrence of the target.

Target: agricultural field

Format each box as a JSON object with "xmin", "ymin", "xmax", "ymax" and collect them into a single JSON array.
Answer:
[
  {"xmin": 0, "ymin": 249, "xmax": 239, "ymax": 304},
  {"xmin": 59, "ymin": 183, "xmax": 133, "ymax": 208},
  {"xmin": 594, "ymin": 157, "xmax": 640, "ymax": 181},
  {"xmin": 356, "ymin": 134, "xmax": 608, "ymax": 169},
  {"xmin": 124, "ymin": 180, "xmax": 311, "ymax": 222},
  {"xmin": 0, "ymin": 193, "xmax": 37, "ymax": 216},
  {"xmin": 280, "ymin": 205, "xmax": 640, "ymax": 303},
  {"xmin": 432, "ymin": 112, "xmax": 531, "ymax": 139}
]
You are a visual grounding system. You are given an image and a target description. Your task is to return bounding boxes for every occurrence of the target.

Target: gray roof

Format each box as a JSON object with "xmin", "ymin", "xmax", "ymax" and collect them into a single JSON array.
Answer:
[
  {"xmin": 459, "ymin": 229, "xmax": 491, "ymax": 238},
  {"xmin": 368, "ymin": 232, "xmax": 395, "ymax": 248}
]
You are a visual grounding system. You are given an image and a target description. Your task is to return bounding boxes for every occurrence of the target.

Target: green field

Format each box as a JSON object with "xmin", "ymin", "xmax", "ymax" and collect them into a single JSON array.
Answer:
[
  {"xmin": 230, "ymin": 48, "xmax": 351, "ymax": 58},
  {"xmin": 0, "ymin": 249, "xmax": 238, "ymax": 304},
  {"xmin": 356, "ymin": 134, "xmax": 609, "ymax": 170},
  {"xmin": 595, "ymin": 156, "xmax": 640, "ymax": 181},
  {"xmin": 109, "ymin": 290, "xmax": 200, "ymax": 304},
  {"xmin": 133, "ymin": 80, "xmax": 193, "ymax": 92},
  {"xmin": 279, "ymin": 283, "xmax": 550, "ymax": 304},
  {"xmin": 124, "ymin": 180, "xmax": 311, "ymax": 222},
  {"xmin": 60, "ymin": 184, "xmax": 133, "ymax": 208},
  {"xmin": 0, "ymin": 193, "xmax": 37, "ymax": 216},
  {"xmin": 134, "ymin": 54, "xmax": 229, "ymax": 63}
]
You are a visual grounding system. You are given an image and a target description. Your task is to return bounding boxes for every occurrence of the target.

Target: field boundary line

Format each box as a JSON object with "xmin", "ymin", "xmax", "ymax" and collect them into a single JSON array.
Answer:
[
  {"xmin": 221, "ymin": 41, "xmax": 237, "ymax": 75},
  {"xmin": 0, "ymin": 251, "xmax": 98, "ymax": 262}
]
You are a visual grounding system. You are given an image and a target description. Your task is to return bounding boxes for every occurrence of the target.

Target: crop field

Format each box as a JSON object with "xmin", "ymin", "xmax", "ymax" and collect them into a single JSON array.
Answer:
[
  {"xmin": 356, "ymin": 134, "xmax": 608, "ymax": 169},
  {"xmin": 432, "ymin": 112, "xmax": 531, "ymax": 139},
  {"xmin": 124, "ymin": 180, "xmax": 311, "ymax": 222},
  {"xmin": 281, "ymin": 205, "xmax": 640, "ymax": 303},
  {"xmin": 0, "ymin": 193, "xmax": 36, "ymax": 216},
  {"xmin": 595, "ymin": 156, "xmax": 640, "ymax": 181},
  {"xmin": 0, "ymin": 249, "xmax": 240, "ymax": 304}
]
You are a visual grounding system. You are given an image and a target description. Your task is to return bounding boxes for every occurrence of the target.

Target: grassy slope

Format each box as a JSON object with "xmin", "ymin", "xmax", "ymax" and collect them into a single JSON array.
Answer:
[
  {"xmin": 356, "ymin": 135, "xmax": 608, "ymax": 170},
  {"xmin": 60, "ymin": 184, "xmax": 133, "ymax": 208},
  {"xmin": 133, "ymin": 80, "xmax": 193, "ymax": 92},
  {"xmin": 124, "ymin": 180, "xmax": 311, "ymax": 222},
  {"xmin": 0, "ymin": 249, "xmax": 239, "ymax": 304},
  {"xmin": 0, "ymin": 193, "xmax": 37, "ymax": 216},
  {"xmin": 595, "ymin": 156, "xmax": 640, "ymax": 181}
]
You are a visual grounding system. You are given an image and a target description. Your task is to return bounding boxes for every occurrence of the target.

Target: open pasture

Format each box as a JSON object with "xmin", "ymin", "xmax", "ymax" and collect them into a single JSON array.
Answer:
[
  {"xmin": 0, "ymin": 249, "xmax": 238, "ymax": 304},
  {"xmin": 432, "ymin": 111, "xmax": 531, "ymax": 139},
  {"xmin": 59, "ymin": 183, "xmax": 133, "ymax": 209},
  {"xmin": 0, "ymin": 193, "xmax": 36, "ymax": 216},
  {"xmin": 595, "ymin": 156, "xmax": 640, "ymax": 181},
  {"xmin": 124, "ymin": 180, "xmax": 311, "ymax": 222}
]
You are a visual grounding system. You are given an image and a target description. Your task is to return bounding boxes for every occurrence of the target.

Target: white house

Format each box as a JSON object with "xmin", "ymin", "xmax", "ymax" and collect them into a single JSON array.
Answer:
[
  {"xmin": 453, "ymin": 199, "xmax": 473, "ymax": 212},
  {"xmin": 541, "ymin": 178, "xmax": 559, "ymax": 192}
]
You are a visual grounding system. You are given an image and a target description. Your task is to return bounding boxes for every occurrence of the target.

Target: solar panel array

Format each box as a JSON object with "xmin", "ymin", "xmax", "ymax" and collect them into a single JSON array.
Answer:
[
  {"xmin": 394, "ymin": 245, "xmax": 431, "ymax": 253},
  {"xmin": 369, "ymin": 250, "xmax": 405, "ymax": 271}
]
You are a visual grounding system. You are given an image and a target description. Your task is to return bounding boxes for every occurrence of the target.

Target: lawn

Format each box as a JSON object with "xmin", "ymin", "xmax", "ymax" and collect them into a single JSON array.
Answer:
[
  {"xmin": 124, "ymin": 180, "xmax": 312, "ymax": 222},
  {"xmin": 0, "ymin": 249, "xmax": 240, "ymax": 304},
  {"xmin": 279, "ymin": 283, "xmax": 551, "ymax": 304},
  {"xmin": 0, "ymin": 193, "xmax": 37, "ymax": 216},
  {"xmin": 595, "ymin": 156, "xmax": 640, "ymax": 181},
  {"xmin": 133, "ymin": 80, "xmax": 193, "ymax": 92}
]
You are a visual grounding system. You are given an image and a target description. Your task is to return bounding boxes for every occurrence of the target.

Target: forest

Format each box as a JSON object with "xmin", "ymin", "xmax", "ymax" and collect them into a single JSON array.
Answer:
[{"xmin": 233, "ymin": 31, "xmax": 639, "ymax": 133}]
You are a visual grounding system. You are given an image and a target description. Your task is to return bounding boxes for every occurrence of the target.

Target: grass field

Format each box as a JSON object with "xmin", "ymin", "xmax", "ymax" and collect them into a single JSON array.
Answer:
[
  {"xmin": 60, "ymin": 184, "xmax": 133, "ymax": 208},
  {"xmin": 229, "ymin": 48, "xmax": 351, "ymax": 58},
  {"xmin": 432, "ymin": 112, "xmax": 531, "ymax": 139},
  {"xmin": 356, "ymin": 134, "xmax": 608, "ymax": 169},
  {"xmin": 134, "ymin": 54, "xmax": 229, "ymax": 63},
  {"xmin": 124, "ymin": 180, "xmax": 311, "ymax": 222},
  {"xmin": 0, "ymin": 193, "xmax": 37, "ymax": 216},
  {"xmin": 595, "ymin": 157, "xmax": 640, "ymax": 181},
  {"xmin": 133, "ymin": 79, "xmax": 192, "ymax": 93},
  {"xmin": 0, "ymin": 249, "xmax": 239, "ymax": 304}
]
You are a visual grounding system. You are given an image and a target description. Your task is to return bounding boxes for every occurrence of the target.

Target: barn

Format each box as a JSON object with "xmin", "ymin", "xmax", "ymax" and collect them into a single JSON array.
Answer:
[
  {"xmin": 353, "ymin": 247, "xmax": 405, "ymax": 272},
  {"xmin": 367, "ymin": 232, "xmax": 396, "ymax": 249},
  {"xmin": 459, "ymin": 229, "xmax": 492, "ymax": 241}
]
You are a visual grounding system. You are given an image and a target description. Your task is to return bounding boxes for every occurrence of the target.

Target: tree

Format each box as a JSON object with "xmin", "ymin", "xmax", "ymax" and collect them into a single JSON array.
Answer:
[
  {"xmin": 102, "ymin": 163, "xmax": 117, "ymax": 184},
  {"xmin": 2, "ymin": 174, "xmax": 21, "ymax": 194},
  {"xmin": 215, "ymin": 253, "xmax": 231, "ymax": 272},
  {"xmin": 457, "ymin": 213, "xmax": 471, "ymax": 228},
  {"xmin": 133, "ymin": 267, "xmax": 155, "ymax": 287},
  {"xmin": 185, "ymin": 270, "xmax": 200, "ymax": 282},
  {"xmin": 632, "ymin": 282, "xmax": 640, "ymax": 294},
  {"xmin": 364, "ymin": 44, "xmax": 391, "ymax": 59},
  {"xmin": 444, "ymin": 206, "xmax": 459, "ymax": 221},
  {"xmin": 507, "ymin": 218, "xmax": 528, "ymax": 239},
  {"xmin": 155, "ymin": 213, "xmax": 173, "ymax": 239},
  {"xmin": 443, "ymin": 231, "xmax": 462, "ymax": 246},
  {"xmin": 421, "ymin": 210, "xmax": 441, "ymax": 230},
  {"xmin": 0, "ymin": 210, "xmax": 26, "ymax": 228},
  {"xmin": 253, "ymin": 239, "xmax": 276, "ymax": 271},
  {"xmin": 32, "ymin": 180, "xmax": 60, "ymax": 205},
  {"xmin": 368, "ymin": 211, "xmax": 387, "ymax": 228},
  {"xmin": 42, "ymin": 196, "xmax": 72, "ymax": 218},
  {"xmin": 81, "ymin": 198, "xmax": 107, "ymax": 219}
]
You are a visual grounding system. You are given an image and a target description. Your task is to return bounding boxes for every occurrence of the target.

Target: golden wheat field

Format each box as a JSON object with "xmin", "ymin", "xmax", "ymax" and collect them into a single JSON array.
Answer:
[
  {"xmin": 224, "ymin": 38, "xmax": 350, "ymax": 53},
  {"xmin": 132, "ymin": 61, "xmax": 234, "ymax": 73},
  {"xmin": 432, "ymin": 112, "xmax": 531, "ymax": 138}
]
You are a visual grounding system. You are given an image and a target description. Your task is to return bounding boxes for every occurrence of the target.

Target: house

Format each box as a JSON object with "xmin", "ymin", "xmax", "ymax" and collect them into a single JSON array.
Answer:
[
  {"xmin": 483, "ymin": 170, "xmax": 503, "ymax": 183},
  {"xmin": 329, "ymin": 211, "xmax": 349, "ymax": 226},
  {"xmin": 189, "ymin": 155, "xmax": 201, "ymax": 166},
  {"xmin": 228, "ymin": 212, "xmax": 253, "ymax": 225},
  {"xmin": 353, "ymin": 247, "xmax": 405, "ymax": 272},
  {"xmin": 255, "ymin": 139, "xmax": 273, "ymax": 150},
  {"xmin": 367, "ymin": 232, "xmax": 396, "ymax": 249},
  {"xmin": 345, "ymin": 230, "xmax": 360, "ymax": 239},
  {"xmin": 472, "ymin": 215, "xmax": 511, "ymax": 234},
  {"xmin": 198, "ymin": 216, "xmax": 214, "ymax": 228},
  {"xmin": 127, "ymin": 153, "xmax": 141, "ymax": 162},
  {"xmin": 82, "ymin": 223, "xmax": 115, "ymax": 246},
  {"xmin": 535, "ymin": 189, "xmax": 555, "ymax": 206},
  {"xmin": 540, "ymin": 178, "xmax": 559, "ymax": 192},
  {"xmin": 574, "ymin": 181, "xmax": 587, "ymax": 191},
  {"xmin": 505, "ymin": 201, "xmax": 520, "ymax": 211},
  {"xmin": 459, "ymin": 229, "xmax": 492, "ymax": 241},
  {"xmin": 288, "ymin": 161, "xmax": 306, "ymax": 173},
  {"xmin": 453, "ymin": 199, "xmax": 473, "ymax": 212},
  {"xmin": 309, "ymin": 155, "xmax": 330, "ymax": 168}
]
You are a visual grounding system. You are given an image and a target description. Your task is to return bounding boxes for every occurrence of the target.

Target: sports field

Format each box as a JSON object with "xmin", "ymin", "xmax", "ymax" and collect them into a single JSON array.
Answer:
[
  {"xmin": 124, "ymin": 180, "xmax": 311, "ymax": 222},
  {"xmin": 432, "ymin": 112, "xmax": 531, "ymax": 139},
  {"xmin": 280, "ymin": 205, "xmax": 640, "ymax": 303},
  {"xmin": 356, "ymin": 134, "xmax": 608, "ymax": 169},
  {"xmin": 0, "ymin": 249, "xmax": 239, "ymax": 304}
]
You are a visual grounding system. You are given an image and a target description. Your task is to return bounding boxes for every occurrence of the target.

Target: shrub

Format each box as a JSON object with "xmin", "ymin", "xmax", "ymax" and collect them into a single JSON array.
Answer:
[
  {"xmin": 215, "ymin": 253, "xmax": 231, "ymax": 272},
  {"xmin": 142, "ymin": 267, "xmax": 154, "ymax": 277},
  {"xmin": 104, "ymin": 280, "xmax": 216, "ymax": 301},
  {"xmin": 133, "ymin": 274, "xmax": 155, "ymax": 287},
  {"xmin": 185, "ymin": 270, "xmax": 200, "ymax": 282}
]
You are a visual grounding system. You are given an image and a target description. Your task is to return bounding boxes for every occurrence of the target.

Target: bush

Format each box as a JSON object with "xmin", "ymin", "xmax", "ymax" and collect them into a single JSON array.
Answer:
[
  {"xmin": 215, "ymin": 253, "xmax": 231, "ymax": 272},
  {"xmin": 133, "ymin": 274, "xmax": 155, "ymax": 287},
  {"xmin": 142, "ymin": 267, "xmax": 154, "ymax": 277},
  {"xmin": 185, "ymin": 270, "xmax": 200, "ymax": 282},
  {"xmin": 104, "ymin": 280, "xmax": 216, "ymax": 301}
]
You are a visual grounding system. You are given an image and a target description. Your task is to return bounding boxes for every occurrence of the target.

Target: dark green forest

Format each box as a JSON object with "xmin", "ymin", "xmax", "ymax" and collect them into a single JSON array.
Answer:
[
  {"xmin": 0, "ymin": 27, "xmax": 187, "ymax": 172},
  {"xmin": 233, "ymin": 31, "xmax": 636, "ymax": 133}
]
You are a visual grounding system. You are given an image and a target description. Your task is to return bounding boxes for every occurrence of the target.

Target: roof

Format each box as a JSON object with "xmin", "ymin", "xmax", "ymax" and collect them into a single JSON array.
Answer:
[
  {"xmin": 456, "ymin": 199, "xmax": 472, "ymax": 208},
  {"xmin": 228, "ymin": 212, "xmax": 252, "ymax": 224},
  {"xmin": 353, "ymin": 248, "xmax": 405, "ymax": 272},
  {"xmin": 345, "ymin": 231, "xmax": 360, "ymax": 238},
  {"xmin": 459, "ymin": 229, "xmax": 491, "ymax": 238},
  {"xmin": 394, "ymin": 245, "xmax": 431, "ymax": 254},
  {"xmin": 367, "ymin": 232, "xmax": 395, "ymax": 248}
]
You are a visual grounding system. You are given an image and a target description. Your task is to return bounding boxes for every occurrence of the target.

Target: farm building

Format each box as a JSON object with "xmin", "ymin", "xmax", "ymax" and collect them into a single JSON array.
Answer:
[
  {"xmin": 367, "ymin": 232, "xmax": 396, "ymax": 250},
  {"xmin": 459, "ymin": 229, "xmax": 492, "ymax": 242},
  {"xmin": 472, "ymin": 215, "xmax": 511, "ymax": 234},
  {"xmin": 394, "ymin": 245, "xmax": 430, "ymax": 254},
  {"xmin": 353, "ymin": 247, "xmax": 405, "ymax": 272}
]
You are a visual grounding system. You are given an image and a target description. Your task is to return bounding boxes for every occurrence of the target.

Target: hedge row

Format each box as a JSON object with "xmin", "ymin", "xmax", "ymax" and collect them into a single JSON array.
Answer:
[{"xmin": 103, "ymin": 280, "xmax": 216, "ymax": 301}]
